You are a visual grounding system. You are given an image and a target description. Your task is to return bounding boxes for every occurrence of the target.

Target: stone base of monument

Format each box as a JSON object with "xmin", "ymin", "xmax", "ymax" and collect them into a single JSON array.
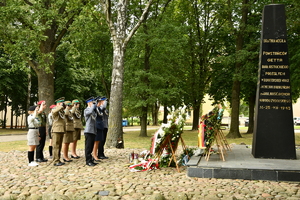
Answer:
[{"xmin": 187, "ymin": 144, "xmax": 300, "ymax": 182}]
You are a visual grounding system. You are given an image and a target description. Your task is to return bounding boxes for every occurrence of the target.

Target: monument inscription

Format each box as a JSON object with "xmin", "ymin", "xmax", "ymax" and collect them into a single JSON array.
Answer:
[{"xmin": 252, "ymin": 4, "xmax": 296, "ymax": 159}]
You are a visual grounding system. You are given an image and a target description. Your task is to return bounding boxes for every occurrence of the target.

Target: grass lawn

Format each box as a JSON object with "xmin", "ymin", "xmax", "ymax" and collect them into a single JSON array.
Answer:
[{"xmin": 1, "ymin": 126, "xmax": 299, "ymax": 152}]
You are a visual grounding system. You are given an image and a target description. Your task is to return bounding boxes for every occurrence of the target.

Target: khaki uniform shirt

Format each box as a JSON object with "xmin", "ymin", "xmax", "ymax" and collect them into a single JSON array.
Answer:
[
  {"xmin": 64, "ymin": 108, "xmax": 75, "ymax": 132},
  {"xmin": 71, "ymin": 106, "xmax": 83, "ymax": 129},
  {"xmin": 51, "ymin": 105, "xmax": 65, "ymax": 133}
]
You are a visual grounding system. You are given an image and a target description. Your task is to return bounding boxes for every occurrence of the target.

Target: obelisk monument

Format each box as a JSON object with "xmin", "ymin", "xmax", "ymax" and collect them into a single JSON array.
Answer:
[{"xmin": 252, "ymin": 4, "xmax": 296, "ymax": 159}]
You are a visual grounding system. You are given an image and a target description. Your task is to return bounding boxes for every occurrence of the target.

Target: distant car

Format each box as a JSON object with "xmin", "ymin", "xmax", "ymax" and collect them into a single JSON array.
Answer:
[
  {"xmin": 245, "ymin": 119, "xmax": 249, "ymax": 127},
  {"xmin": 294, "ymin": 117, "xmax": 300, "ymax": 125}
]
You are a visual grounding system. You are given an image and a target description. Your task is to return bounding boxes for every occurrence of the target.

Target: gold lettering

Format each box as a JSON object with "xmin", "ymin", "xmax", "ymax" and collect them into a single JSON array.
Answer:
[
  {"xmin": 263, "ymin": 51, "xmax": 288, "ymax": 56},
  {"xmin": 260, "ymin": 85, "xmax": 290, "ymax": 89},
  {"xmin": 261, "ymin": 79, "xmax": 282, "ymax": 82},
  {"xmin": 263, "ymin": 39, "xmax": 286, "ymax": 43},
  {"xmin": 267, "ymin": 58, "xmax": 283, "ymax": 62}
]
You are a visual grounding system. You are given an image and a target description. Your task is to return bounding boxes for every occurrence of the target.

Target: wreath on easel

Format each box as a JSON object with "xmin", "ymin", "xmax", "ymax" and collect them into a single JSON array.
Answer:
[
  {"xmin": 198, "ymin": 106, "xmax": 223, "ymax": 153},
  {"xmin": 150, "ymin": 106, "xmax": 187, "ymax": 168}
]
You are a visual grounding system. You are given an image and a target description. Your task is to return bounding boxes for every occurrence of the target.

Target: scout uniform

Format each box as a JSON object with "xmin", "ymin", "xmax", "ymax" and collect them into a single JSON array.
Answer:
[
  {"xmin": 70, "ymin": 99, "xmax": 83, "ymax": 159},
  {"xmin": 36, "ymin": 100, "xmax": 48, "ymax": 162},
  {"xmin": 63, "ymin": 101, "xmax": 74, "ymax": 144},
  {"xmin": 52, "ymin": 97, "xmax": 66, "ymax": 166},
  {"xmin": 71, "ymin": 99, "xmax": 83, "ymax": 140}
]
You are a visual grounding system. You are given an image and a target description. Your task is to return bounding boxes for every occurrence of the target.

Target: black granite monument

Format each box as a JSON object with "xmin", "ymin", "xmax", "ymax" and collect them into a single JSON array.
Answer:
[{"xmin": 252, "ymin": 4, "xmax": 296, "ymax": 159}]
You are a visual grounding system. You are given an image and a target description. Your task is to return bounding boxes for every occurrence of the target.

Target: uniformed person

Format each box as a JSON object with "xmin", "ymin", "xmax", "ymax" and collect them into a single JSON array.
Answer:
[
  {"xmin": 47, "ymin": 104, "xmax": 56, "ymax": 159},
  {"xmin": 84, "ymin": 97, "xmax": 98, "ymax": 166},
  {"xmin": 62, "ymin": 101, "xmax": 74, "ymax": 162},
  {"xmin": 92, "ymin": 97, "xmax": 104, "ymax": 162},
  {"xmin": 70, "ymin": 99, "xmax": 83, "ymax": 159},
  {"xmin": 36, "ymin": 100, "xmax": 48, "ymax": 162},
  {"xmin": 27, "ymin": 105, "xmax": 40, "ymax": 166},
  {"xmin": 98, "ymin": 97, "xmax": 109, "ymax": 159},
  {"xmin": 52, "ymin": 97, "xmax": 66, "ymax": 166}
]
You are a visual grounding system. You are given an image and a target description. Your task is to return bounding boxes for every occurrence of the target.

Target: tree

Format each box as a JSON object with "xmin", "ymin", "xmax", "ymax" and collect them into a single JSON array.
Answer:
[
  {"xmin": 99, "ymin": 0, "xmax": 154, "ymax": 147},
  {"xmin": 0, "ymin": 0, "xmax": 89, "ymax": 109}
]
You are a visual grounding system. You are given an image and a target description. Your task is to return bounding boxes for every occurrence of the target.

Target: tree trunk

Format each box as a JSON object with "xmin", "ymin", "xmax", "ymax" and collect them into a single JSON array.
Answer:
[
  {"xmin": 246, "ymin": 94, "xmax": 255, "ymax": 134},
  {"xmin": 152, "ymin": 102, "xmax": 159, "ymax": 125},
  {"xmin": 2, "ymin": 96, "xmax": 7, "ymax": 129},
  {"xmin": 35, "ymin": 67, "xmax": 54, "ymax": 112},
  {"xmin": 26, "ymin": 66, "xmax": 31, "ymax": 128},
  {"xmin": 227, "ymin": 0, "xmax": 248, "ymax": 138},
  {"xmin": 227, "ymin": 79, "xmax": 242, "ymax": 138},
  {"xmin": 163, "ymin": 106, "xmax": 168, "ymax": 123},
  {"xmin": 140, "ymin": 105, "xmax": 148, "ymax": 137},
  {"xmin": 192, "ymin": 103, "xmax": 200, "ymax": 130},
  {"xmin": 10, "ymin": 106, "xmax": 13, "ymax": 129},
  {"xmin": 106, "ymin": 44, "xmax": 125, "ymax": 148}
]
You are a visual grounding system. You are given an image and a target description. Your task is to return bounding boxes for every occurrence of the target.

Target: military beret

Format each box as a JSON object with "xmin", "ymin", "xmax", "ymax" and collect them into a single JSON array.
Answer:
[
  {"xmin": 55, "ymin": 97, "xmax": 65, "ymax": 103},
  {"xmin": 85, "ymin": 97, "xmax": 94, "ymax": 103},
  {"xmin": 37, "ymin": 100, "xmax": 45, "ymax": 105},
  {"xmin": 65, "ymin": 101, "xmax": 72, "ymax": 106},
  {"xmin": 28, "ymin": 106, "xmax": 37, "ymax": 111},
  {"xmin": 49, "ymin": 105, "xmax": 56, "ymax": 109},
  {"xmin": 72, "ymin": 99, "xmax": 80, "ymax": 105}
]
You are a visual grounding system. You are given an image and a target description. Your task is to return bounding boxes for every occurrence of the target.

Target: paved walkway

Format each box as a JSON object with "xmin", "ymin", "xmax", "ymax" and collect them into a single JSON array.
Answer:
[{"xmin": 0, "ymin": 127, "xmax": 300, "ymax": 199}]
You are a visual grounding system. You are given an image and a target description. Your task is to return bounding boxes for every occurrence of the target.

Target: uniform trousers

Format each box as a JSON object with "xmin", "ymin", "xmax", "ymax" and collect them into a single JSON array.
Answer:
[
  {"xmin": 98, "ymin": 128, "xmax": 108, "ymax": 157},
  {"xmin": 84, "ymin": 133, "xmax": 96, "ymax": 164},
  {"xmin": 52, "ymin": 132, "xmax": 64, "ymax": 164},
  {"xmin": 36, "ymin": 126, "xmax": 46, "ymax": 159}
]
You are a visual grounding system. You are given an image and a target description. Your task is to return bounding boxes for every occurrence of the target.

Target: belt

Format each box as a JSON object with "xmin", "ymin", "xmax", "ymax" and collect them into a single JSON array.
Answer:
[{"xmin": 29, "ymin": 127, "xmax": 38, "ymax": 129}]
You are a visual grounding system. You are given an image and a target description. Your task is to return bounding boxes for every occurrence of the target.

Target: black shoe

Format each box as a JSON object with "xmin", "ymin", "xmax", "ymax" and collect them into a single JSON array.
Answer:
[
  {"xmin": 86, "ymin": 162, "xmax": 96, "ymax": 166},
  {"xmin": 71, "ymin": 155, "xmax": 80, "ymax": 159},
  {"xmin": 92, "ymin": 157, "xmax": 101, "ymax": 162},
  {"xmin": 99, "ymin": 156, "xmax": 109, "ymax": 159},
  {"xmin": 54, "ymin": 162, "xmax": 65, "ymax": 166},
  {"xmin": 63, "ymin": 158, "xmax": 73, "ymax": 162},
  {"xmin": 92, "ymin": 162, "xmax": 99, "ymax": 165},
  {"xmin": 36, "ymin": 158, "xmax": 48, "ymax": 162}
]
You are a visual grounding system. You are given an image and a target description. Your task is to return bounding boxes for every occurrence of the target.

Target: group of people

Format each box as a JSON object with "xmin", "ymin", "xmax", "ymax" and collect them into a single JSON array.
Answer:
[{"xmin": 26, "ymin": 96, "xmax": 109, "ymax": 167}]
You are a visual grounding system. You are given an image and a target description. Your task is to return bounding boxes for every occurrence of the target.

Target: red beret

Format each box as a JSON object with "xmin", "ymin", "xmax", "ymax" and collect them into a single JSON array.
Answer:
[
  {"xmin": 37, "ymin": 100, "xmax": 45, "ymax": 105},
  {"xmin": 49, "ymin": 105, "xmax": 56, "ymax": 109}
]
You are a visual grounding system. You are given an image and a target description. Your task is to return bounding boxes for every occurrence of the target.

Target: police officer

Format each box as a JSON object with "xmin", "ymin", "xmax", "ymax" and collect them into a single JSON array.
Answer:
[
  {"xmin": 92, "ymin": 97, "xmax": 104, "ymax": 162},
  {"xmin": 84, "ymin": 97, "xmax": 98, "ymax": 166},
  {"xmin": 98, "ymin": 97, "xmax": 109, "ymax": 159},
  {"xmin": 52, "ymin": 97, "xmax": 66, "ymax": 166},
  {"xmin": 70, "ymin": 99, "xmax": 83, "ymax": 159},
  {"xmin": 36, "ymin": 100, "xmax": 48, "ymax": 163}
]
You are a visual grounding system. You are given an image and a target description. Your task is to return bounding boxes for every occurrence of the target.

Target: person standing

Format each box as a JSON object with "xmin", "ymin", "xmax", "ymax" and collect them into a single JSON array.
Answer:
[
  {"xmin": 92, "ymin": 97, "xmax": 104, "ymax": 162},
  {"xmin": 36, "ymin": 100, "xmax": 48, "ymax": 163},
  {"xmin": 47, "ymin": 105, "xmax": 56, "ymax": 159},
  {"xmin": 70, "ymin": 99, "xmax": 83, "ymax": 159},
  {"xmin": 27, "ymin": 106, "xmax": 40, "ymax": 166},
  {"xmin": 84, "ymin": 97, "xmax": 98, "ymax": 166},
  {"xmin": 52, "ymin": 97, "xmax": 66, "ymax": 166},
  {"xmin": 98, "ymin": 97, "xmax": 109, "ymax": 159},
  {"xmin": 62, "ymin": 101, "xmax": 74, "ymax": 162}
]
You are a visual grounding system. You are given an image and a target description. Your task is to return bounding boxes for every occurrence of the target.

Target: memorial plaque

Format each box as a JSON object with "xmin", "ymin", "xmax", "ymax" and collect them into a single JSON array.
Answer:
[{"xmin": 252, "ymin": 4, "xmax": 296, "ymax": 159}]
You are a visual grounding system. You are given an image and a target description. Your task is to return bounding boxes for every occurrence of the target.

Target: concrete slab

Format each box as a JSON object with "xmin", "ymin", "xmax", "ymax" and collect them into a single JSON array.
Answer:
[{"xmin": 187, "ymin": 144, "xmax": 300, "ymax": 182}]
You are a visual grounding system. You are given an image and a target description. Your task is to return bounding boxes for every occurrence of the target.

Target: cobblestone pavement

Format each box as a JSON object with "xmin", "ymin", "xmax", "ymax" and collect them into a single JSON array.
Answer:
[{"xmin": 0, "ymin": 148, "xmax": 300, "ymax": 200}]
